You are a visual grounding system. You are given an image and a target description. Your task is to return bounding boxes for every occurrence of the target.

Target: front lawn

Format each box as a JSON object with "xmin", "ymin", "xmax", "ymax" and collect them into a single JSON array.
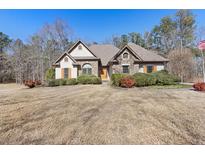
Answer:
[
  {"xmin": 150, "ymin": 84, "xmax": 193, "ymax": 89},
  {"xmin": 0, "ymin": 84, "xmax": 205, "ymax": 144}
]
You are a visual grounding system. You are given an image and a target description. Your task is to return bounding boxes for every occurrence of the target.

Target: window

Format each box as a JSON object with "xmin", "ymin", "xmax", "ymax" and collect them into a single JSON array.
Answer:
[
  {"xmin": 139, "ymin": 64, "xmax": 143, "ymax": 68},
  {"xmin": 123, "ymin": 53, "xmax": 128, "ymax": 59},
  {"xmin": 147, "ymin": 65, "xmax": 153, "ymax": 73},
  {"xmin": 64, "ymin": 57, "xmax": 68, "ymax": 62},
  {"xmin": 78, "ymin": 45, "xmax": 82, "ymax": 50},
  {"xmin": 64, "ymin": 68, "xmax": 68, "ymax": 78},
  {"xmin": 122, "ymin": 65, "xmax": 129, "ymax": 74},
  {"xmin": 82, "ymin": 64, "xmax": 92, "ymax": 75}
]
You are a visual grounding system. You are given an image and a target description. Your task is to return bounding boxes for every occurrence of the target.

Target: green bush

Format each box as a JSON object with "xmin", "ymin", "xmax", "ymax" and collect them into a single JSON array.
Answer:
[
  {"xmin": 47, "ymin": 78, "xmax": 78, "ymax": 87},
  {"xmin": 147, "ymin": 74, "xmax": 157, "ymax": 86},
  {"xmin": 130, "ymin": 71, "xmax": 179, "ymax": 87},
  {"xmin": 111, "ymin": 74, "xmax": 127, "ymax": 86},
  {"xmin": 151, "ymin": 71, "xmax": 179, "ymax": 85},
  {"xmin": 47, "ymin": 79, "xmax": 57, "ymax": 87},
  {"xmin": 169, "ymin": 74, "xmax": 181, "ymax": 82},
  {"xmin": 54, "ymin": 79, "xmax": 61, "ymax": 86},
  {"xmin": 77, "ymin": 75, "xmax": 102, "ymax": 84},
  {"xmin": 59, "ymin": 79, "xmax": 67, "ymax": 86},
  {"xmin": 66, "ymin": 78, "xmax": 78, "ymax": 85},
  {"xmin": 133, "ymin": 73, "xmax": 157, "ymax": 86},
  {"xmin": 45, "ymin": 68, "xmax": 55, "ymax": 80}
]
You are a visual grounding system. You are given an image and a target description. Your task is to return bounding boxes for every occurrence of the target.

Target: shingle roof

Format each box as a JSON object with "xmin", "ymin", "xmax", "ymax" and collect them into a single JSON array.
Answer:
[
  {"xmin": 127, "ymin": 43, "xmax": 169, "ymax": 62},
  {"xmin": 72, "ymin": 56, "xmax": 100, "ymax": 60},
  {"xmin": 89, "ymin": 44, "xmax": 119, "ymax": 66},
  {"xmin": 53, "ymin": 52, "xmax": 77, "ymax": 66}
]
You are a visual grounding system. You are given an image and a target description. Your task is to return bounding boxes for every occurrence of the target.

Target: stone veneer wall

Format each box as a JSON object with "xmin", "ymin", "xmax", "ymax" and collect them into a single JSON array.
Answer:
[
  {"xmin": 76, "ymin": 60, "xmax": 99, "ymax": 76},
  {"xmin": 111, "ymin": 49, "xmax": 139, "ymax": 75}
]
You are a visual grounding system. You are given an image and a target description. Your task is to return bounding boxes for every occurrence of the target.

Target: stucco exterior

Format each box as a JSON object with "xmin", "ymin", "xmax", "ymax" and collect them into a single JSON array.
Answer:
[
  {"xmin": 55, "ymin": 55, "xmax": 77, "ymax": 79},
  {"xmin": 70, "ymin": 43, "xmax": 94, "ymax": 57}
]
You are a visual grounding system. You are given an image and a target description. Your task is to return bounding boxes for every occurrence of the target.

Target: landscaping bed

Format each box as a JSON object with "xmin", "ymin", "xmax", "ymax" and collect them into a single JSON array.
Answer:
[
  {"xmin": 111, "ymin": 70, "xmax": 180, "ymax": 88},
  {"xmin": 47, "ymin": 75, "xmax": 102, "ymax": 87}
]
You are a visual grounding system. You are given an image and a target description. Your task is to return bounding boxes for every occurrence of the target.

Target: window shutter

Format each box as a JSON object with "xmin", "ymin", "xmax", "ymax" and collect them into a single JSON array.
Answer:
[
  {"xmin": 61, "ymin": 68, "xmax": 64, "ymax": 79},
  {"xmin": 143, "ymin": 65, "xmax": 147, "ymax": 73},
  {"xmin": 153, "ymin": 66, "xmax": 157, "ymax": 72},
  {"xmin": 68, "ymin": 68, "xmax": 71, "ymax": 78}
]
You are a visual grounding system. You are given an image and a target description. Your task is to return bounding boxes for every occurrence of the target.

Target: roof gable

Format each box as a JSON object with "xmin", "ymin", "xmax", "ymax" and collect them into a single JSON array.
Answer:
[
  {"xmin": 53, "ymin": 52, "xmax": 77, "ymax": 65},
  {"xmin": 110, "ymin": 45, "xmax": 142, "ymax": 62},
  {"xmin": 68, "ymin": 41, "xmax": 97, "ymax": 58}
]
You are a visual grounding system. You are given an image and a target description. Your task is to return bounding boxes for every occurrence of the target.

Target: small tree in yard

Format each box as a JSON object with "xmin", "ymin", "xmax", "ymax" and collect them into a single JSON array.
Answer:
[
  {"xmin": 167, "ymin": 48, "xmax": 195, "ymax": 82},
  {"xmin": 198, "ymin": 40, "xmax": 205, "ymax": 82},
  {"xmin": 45, "ymin": 68, "xmax": 55, "ymax": 80}
]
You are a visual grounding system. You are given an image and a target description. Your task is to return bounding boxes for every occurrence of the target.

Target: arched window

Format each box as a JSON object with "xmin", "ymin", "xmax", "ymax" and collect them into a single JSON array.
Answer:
[
  {"xmin": 64, "ymin": 57, "xmax": 68, "ymax": 62},
  {"xmin": 82, "ymin": 64, "xmax": 92, "ymax": 75},
  {"xmin": 123, "ymin": 53, "xmax": 128, "ymax": 59}
]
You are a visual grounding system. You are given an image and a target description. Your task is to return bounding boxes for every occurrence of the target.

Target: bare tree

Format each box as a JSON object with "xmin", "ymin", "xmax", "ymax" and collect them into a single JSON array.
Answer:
[
  {"xmin": 167, "ymin": 48, "xmax": 195, "ymax": 82},
  {"xmin": 10, "ymin": 19, "xmax": 74, "ymax": 84}
]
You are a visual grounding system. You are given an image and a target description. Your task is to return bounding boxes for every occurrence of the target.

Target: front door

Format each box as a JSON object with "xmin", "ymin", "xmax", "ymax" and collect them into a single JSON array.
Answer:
[{"xmin": 100, "ymin": 68, "xmax": 107, "ymax": 80}]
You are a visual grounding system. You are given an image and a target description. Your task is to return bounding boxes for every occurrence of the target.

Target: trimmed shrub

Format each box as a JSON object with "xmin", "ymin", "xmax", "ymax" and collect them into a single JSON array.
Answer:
[
  {"xmin": 59, "ymin": 79, "xmax": 67, "ymax": 86},
  {"xmin": 133, "ymin": 73, "xmax": 157, "ymax": 87},
  {"xmin": 152, "ymin": 71, "xmax": 179, "ymax": 85},
  {"xmin": 24, "ymin": 80, "xmax": 42, "ymax": 88},
  {"xmin": 54, "ymin": 79, "xmax": 61, "ymax": 86},
  {"xmin": 120, "ymin": 76, "xmax": 135, "ymax": 88},
  {"xmin": 45, "ymin": 68, "xmax": 55, "ymax": 80},
  {"xmin": 24, "ymin": 80, "xmax": 36, "ymax": 88},
  {"xmin": 47, "ymin": 78, "xmax": 78, "ymax": 86},
  {"xmin": 47, "ymin": 80, "xmax": 56, "ymax": 87},
  {"xmin": 193, "ymin": 82, "xmax": 205, "ymax": 91},
  {"xmin": 35, "ymin": 80, "xmax": 42, "ymax": 85},
  {"xmin": 66, "ymin": 78, "xmax": 78, "ymax": 85},
  {"xmin": 77, "ymin": 75, "xmax": 102, "ymax": 84},
  {"xmin": 111, "ymin": 74, "xmax": 127, "ymax": 86},
  {"xmin": 147, "ymin": 74, "xmax": 157, "ymax": 85},
  {"xmin": 47, "ymin": 79, "xmax": 60, "ymax": 87}
]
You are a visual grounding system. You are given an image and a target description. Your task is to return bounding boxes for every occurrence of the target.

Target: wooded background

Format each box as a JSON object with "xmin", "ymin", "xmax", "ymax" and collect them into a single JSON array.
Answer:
[{"xmin": 0, "ymin": 10, "xmax": 204, "ymax": 83}]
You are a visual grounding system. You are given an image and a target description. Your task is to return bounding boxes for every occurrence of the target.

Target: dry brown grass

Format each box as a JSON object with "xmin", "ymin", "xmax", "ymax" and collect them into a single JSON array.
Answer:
[{"xmin": 0, "ymin": 83, "xmax": 205, "ymax": 144}]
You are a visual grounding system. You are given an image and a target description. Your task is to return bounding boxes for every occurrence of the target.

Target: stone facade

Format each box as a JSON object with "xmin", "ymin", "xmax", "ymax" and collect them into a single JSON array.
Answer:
[
  {"xmin": 54, "ymin": 41, "xmax": 168, "ymax": 80},
  {"xmin": 111, "ymin": 49, "xmax": 140, "ymax": 75},
  {"xmin": 76, "ymin": 60, "xmax": 99, "ymax": 76}
]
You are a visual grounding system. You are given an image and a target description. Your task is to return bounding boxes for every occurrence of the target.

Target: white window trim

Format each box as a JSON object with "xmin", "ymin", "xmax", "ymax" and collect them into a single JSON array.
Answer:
[{"xmin": 122, "ymin": 64, "xmax": 130, "ymax": 66}]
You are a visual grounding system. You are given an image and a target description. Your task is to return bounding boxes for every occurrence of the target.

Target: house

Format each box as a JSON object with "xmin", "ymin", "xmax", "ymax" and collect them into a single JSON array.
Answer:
[{"xmin": 53, "ymin": 40, "xmax": 169, "ymax": 80}]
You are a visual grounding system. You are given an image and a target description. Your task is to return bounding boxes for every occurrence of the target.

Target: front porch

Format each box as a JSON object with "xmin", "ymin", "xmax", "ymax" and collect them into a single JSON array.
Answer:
[{"xmin": 100, "ymin": 66, "xmax": 110, "ymax": 81}]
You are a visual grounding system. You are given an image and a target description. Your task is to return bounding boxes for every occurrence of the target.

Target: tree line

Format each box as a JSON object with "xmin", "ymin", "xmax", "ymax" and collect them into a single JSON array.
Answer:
[
  {"xmin": 0, "ymin": 10, "xmax": 204, "ymax": 83},
  {"xmin": 111, "ymin": 10, "xmax": 196, "ymax": 53},
  {"xmin": 0, "ymin": 19, "xmax": 74, "ymax": 83},
  {"xmin": 110, "ymin": 10, "xmax": 203, "ymax": 82}
]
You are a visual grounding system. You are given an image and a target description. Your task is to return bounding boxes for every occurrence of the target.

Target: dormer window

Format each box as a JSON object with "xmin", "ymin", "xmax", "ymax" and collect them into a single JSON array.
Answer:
[
  {"xmin": 123, "ymin": 53, "xmax": 128, "ymax": 59},
  {"xmin": 64, "ymin": 57, "xmax": 68, "ymax": 62},
  {"xmin": 78, "ymin": 45, "xmax": 82, "ymax": 50}
]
